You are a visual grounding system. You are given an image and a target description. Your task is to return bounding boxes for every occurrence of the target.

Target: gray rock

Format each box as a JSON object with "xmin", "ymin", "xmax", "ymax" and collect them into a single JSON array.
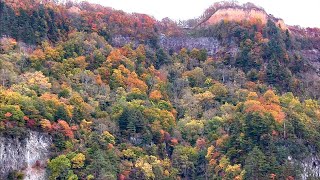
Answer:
[
  {"xmin": 159, "ymin": 36, "xmax": 220, "ymax": 56},
  {"xmin": 301, "ymin": 155, "xmax": 320, "ymax": 180},
  {"xmin": 0, "ymin": 131, "xmax": 51, "ymax": 180},
  {"xmin": 111, "ymin": 35, "xmax": 220, "ymax": 56}
]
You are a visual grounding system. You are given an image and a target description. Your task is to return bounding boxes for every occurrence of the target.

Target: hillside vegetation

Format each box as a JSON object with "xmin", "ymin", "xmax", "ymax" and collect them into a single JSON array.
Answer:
[{"xmin": 1, "ymin": 0, "xmax": 320, "ymax": 179}]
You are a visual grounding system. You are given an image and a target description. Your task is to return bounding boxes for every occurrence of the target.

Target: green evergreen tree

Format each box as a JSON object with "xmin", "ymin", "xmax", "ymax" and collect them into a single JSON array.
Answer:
[
  {"xmin": 244, "ymin": 112, "xmax": 273, "ymax": 146},
  {"xmin": 155, "ymin": 48, "xmax": 170, "ymax": 69},
  {"xmin": 55, "ymin": 105, "xmax": 70, "ymax": 121},
  {"xmin": 244, "ymin": 147, "xmax": 270, "ymax": 180},
  {"xmin": 86, "ymin": 149, "xmax": 119, "ymax": 180}
]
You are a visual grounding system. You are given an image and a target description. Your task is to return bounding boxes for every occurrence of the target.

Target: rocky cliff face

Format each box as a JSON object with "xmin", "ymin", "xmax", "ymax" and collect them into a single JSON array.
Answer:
[
  {"xmin": 301, "ymin": 155, "xmax": 320, "ymax": 179},
  {"xmin": 0, "ymin": 131, "xmax": 51, "ymax": 180},
  {"xmin": 204, "ymin": 7, "xmax": 287, "ymax": 30},
  {"xmin": 159, "ymin": 36, "xmax": 220, "ymax": 55},
  {"xmin": 111, "ymin": 35, "xmax": 221, "ymax": 56}
]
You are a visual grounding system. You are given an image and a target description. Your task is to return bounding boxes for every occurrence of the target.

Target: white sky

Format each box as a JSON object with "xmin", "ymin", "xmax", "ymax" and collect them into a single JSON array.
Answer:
[{"xmin": 86, "ymin": 0, "xmax": 320, "ymax": 28}]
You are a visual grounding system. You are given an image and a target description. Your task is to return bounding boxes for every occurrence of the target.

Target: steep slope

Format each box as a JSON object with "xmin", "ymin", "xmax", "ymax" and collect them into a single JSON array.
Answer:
[
  {"xmin": 0, "ymin": 0, "xmax": 167, "ymax": 44},
  {"xmin": 176, "ymin": 2, "xmax": 285, "ymax": 31},
  {"xmin": 1, "ymin": 1, "xmax": 320, "ymax": 180},
  {"xmin": 205, "ymin": 7, "xmax": 286, "ymax": 29},
  {"xmin": 0, "ymin": 131, "xmax": 51, "ymax": 179}
]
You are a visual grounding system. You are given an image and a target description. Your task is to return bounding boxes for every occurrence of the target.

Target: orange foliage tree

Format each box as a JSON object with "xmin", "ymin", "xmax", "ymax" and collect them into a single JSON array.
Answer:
[{"xmin": 243, "ymin": 90, "xmax": 285, "ymax": 123}]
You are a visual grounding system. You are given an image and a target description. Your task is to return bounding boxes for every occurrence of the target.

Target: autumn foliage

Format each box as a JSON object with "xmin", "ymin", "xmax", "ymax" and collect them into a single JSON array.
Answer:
[
  {"xmin": 244, "ymin": 90, "xmax": 285, "ymax": 123},
  {"xmin": 0, "ymin": 1, "xmax": 319, "ymax": 179}
]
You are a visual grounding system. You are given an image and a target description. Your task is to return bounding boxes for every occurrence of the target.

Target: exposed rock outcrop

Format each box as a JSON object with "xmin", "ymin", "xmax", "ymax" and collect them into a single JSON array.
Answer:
[
  {"xmin": 194, "ymin": 2, "xmax": 287, "ymax": 30},
  {"xmin": 159, "ymin": 36, "xmax": 220, "ymax": 55},
  {"xmin": 301, "ymin": 155, "xmax": 320, "ymax": 179},
  {"xmin": 204, "ymin": 8, "xmax": 287, "ymax": 30},
  {"xmin": 0, "ymin": 131, "xmax": 51, "ymax": 180},
  {"xmin": 111, "ymin": 35, "xmax": 220, "ymax": 56}
]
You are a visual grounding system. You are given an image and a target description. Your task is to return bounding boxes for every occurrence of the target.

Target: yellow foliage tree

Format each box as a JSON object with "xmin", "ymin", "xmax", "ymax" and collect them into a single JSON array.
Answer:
[{"xmin": 71, "ymin": 153, "xmax": 86, "ymax": 168}]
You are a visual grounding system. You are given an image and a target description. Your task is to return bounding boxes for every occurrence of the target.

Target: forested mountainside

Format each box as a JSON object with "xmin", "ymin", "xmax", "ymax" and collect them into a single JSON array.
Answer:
[{"xmin": 1, "ymin": 0, "xmax": 320, "ymax": 179}]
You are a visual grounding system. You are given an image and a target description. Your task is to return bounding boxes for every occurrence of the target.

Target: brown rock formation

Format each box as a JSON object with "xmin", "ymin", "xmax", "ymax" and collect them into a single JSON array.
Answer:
[{"xmin": 197, "ymin": 2, "xmax": 287, "ymax": 30}]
